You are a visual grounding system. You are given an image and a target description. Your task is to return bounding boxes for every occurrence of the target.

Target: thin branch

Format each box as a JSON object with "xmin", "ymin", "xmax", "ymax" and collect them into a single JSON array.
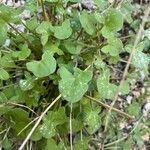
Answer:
[
  {"xmin": 103, "ymin": 3, "xmax": 150, "ymax": 140},
  {"xmin": 8, "ymin": 102, "xmax": 38, "ymax": 116},
  {"xmin": 38, "ymin": 0, "xmax": 49, "ymax": 21},
  {"xmin": 0, "ymin": 129, "xmax": 7, "ymax": 135},
  {"xmin": 85, "ymin": 95, "xmax": 133, "ymax": 119},
  {"xmin": 7, "ymin": 23, "xmax": 31, "ymax": 45},
  {"xmin": 18, "ymin": 94, "xmax": 61, "ymax": 150},
  {"xmin": 70, "ymin": 103, "xmax": 73, "ymax": 150}
]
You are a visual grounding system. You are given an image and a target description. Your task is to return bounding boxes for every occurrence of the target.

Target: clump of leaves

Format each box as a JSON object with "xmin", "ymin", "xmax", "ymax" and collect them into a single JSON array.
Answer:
[{"xmin": 0, "ymin": 0, "xmax": 150, "ymax": 149}]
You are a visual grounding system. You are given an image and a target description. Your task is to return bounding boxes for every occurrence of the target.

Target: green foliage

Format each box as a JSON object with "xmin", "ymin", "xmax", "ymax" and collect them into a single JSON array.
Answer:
[
  {"xmin": 103, "ymin": 8, "xmax": 123, "ymax": 32},
  {"xmin": 79, "ymin": 11, "xmax": 96, "ymax": 35},
  {"xmin": 40, "ymin": 108, "xmax": 67, "ymax": 138},
  {"xmin": 26, "ymin": 50, "xmax": 56, "ymax": 77},
  {"xmin": 132, "ymin": 50, "xmax": 150, "ymax": 74},
  {"xmin": 0, "ymin": 22, "xmax": 7, "ymax": 46},
  {"xmin": 59, "ymin": 67, "xmax": 92, "ymax": 103},
  {"xmin": 83, "ymin": 106, "xmax": 101, "ymax": 134},
  {"xmin": 0, "ymin": 0, "xmax": 149, "ymax": 149},
  {"xmin": 0, "ymin": 68, "xmax": 9, "ymax": 80},
  {"xmin": 101, "ymin": 37, "xmax": 123, "ymax": 56},
  {"xmin": 53, "ymin": 19, "xmax": 72, "ymax": 39},
  {"xmin": 97, "ymin": 69, "xmax": 118, "ymax": 99},
  {"xmin": 127, "ymin": 101, "xmax": 140, "ymax": 117}
]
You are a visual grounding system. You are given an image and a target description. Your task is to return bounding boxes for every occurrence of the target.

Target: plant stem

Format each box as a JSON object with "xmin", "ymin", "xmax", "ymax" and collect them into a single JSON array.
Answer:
[
  {"xmin": 86, "ymin": 95, "xmax": 133, "ymax": 119},
  {"xmin": 38, "ymin": 0, "xmax": 49, "ymax": 21}
]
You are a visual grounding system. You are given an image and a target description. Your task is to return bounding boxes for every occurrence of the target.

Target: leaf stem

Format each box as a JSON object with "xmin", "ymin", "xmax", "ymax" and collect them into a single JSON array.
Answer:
[
  {"xmin": 85, "ymin": 95, "xmax": 133, "ymax": 119},
  {"xmin": 38, "ymin": 0, "xmax": 49, "ymax": 21}
]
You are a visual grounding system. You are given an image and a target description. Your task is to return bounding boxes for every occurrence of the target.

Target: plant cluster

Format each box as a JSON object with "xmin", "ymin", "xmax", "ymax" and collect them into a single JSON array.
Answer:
[{"xmin": 0, "ymin": 0, "xmax": 150, "ymax": 149}]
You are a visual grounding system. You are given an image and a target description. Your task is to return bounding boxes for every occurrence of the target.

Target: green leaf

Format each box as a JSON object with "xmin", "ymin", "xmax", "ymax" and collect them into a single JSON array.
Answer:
[
  {"xmin": 0, "ymin": 68, "xmax": 9, "ymax": 80},
  {"xmin": 64, "ymin": 41, "xmax": 83, "ymax": 54},
  {"xmin": 31, "ymin": 127, "xmax": 42, "ymax": 141},
  {"xmin": 6, "ymin": 108, "xmax": 30, "ymax": 134},
  {"xmin": 127, "ymin": 102, "xmax": 140, "ymax": 117},
  {"xmin": 12, "ymin": 44, "xmax": 31, "ymax": 60},
  {"xmin": 101, "ymin": 37, "xmax": 123, "ymax": 56},
  {"xmin": 36, "ymin": 21, "xmax": 53, "ymax": 34},
  {"xmin": 0, "ymin": 54, "xmax": 16, "ymax": 68},
  {"xmin": 74, "ymin": 138, "xmax": 90, "ymax": 150},
  {"xmin": 103, "ymin": 8, "xmax": 123, "ymax": 32},
  {"xmin": 94, "ymin": 56, "xmax": 106, "ymax": 70},
  {"xmin": 45, "ymin": 139, "xmax": 61, "ymax": 150},
  {"xmin": 41, "ymin": 33, "xmax": 49, "ymax": 46},
  {"xmin": 67, "ymin": 119, "xmax": 83, "ymax": 132},
  {"xmin": 120, "ymin": 81, "xmax": 130, "ymax": 95},
  {"xmin": 53, "ymin": 19, "xmax": 72, "ymax": 39},
  {"xmin": 0, "ymin": 92, "xmax": 8, "ymax": 103},
  {"xmin": 59, "ymin": 67, "xmax": 93, "ymax": 103},
  {"xmin": 0, "ymin": 5, "xmax": 21, "ymax": 23},
  {"xmin": 2, "ymin": 137, "xmax": 12, "ymax": 150},
  {"xmin": 97, "ymin": 69, "xmax": 117, "ymax": 99},
  {"xmin": 26, "ymin": 51, "xmax": 56, "ymax": 78},
  {"xmin": 0, "ymin": 22, "xmax": 7, "ymax": 46},
  {"xmin": 79, "ymin": 11, "xmax": 96, "ymax": 35},
  {"xmin": 19, "ymin": 78, "xmax": 35, "ymax": 91},
  {"xmin": 40, "ymin": 108, "xmax": 67, "ymax": 138},
  {"xmin": 132, "ymin": 51, "xmax": 150, "ymax": 74},
  {"xmin": 84, "ymin": 107, "xmax": 101, "ymax": 134},
  {"xmin": 26, "ymin": 18, "xmax": 39, "ymax": 31},
  {"xmin": 44, "ymin": 43, "xmax": 64, "ymax": 55},
  {"xmin": 40, "ymin": 123, "xmax": 56, "ymax": 139}
]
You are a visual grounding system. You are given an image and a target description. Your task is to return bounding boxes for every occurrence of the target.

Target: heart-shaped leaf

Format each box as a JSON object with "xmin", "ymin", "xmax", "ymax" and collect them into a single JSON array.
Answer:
[
  {"xmin": 26, "ymin": 51, "xmax": 56, "ymax": 78},
  {"xmin": 59, "ymin": 67, "xmax": 93, "ymax": 103},
  {"xmin": 12, "ymin": 44, "xmax": 31, "ymax": 60},
  {"xmin": 103, "ymin": 8, "xmax": 123, "ymax": 32},
  {"xmin": 64, "ymin": 40, "xmax": 83, "ymax": 54},
  {"xmin": 53, "ymin": 19, "xmax": 72, "ymax": 39},
  {"xmin": 40, "ymin": 108, "xmax": 67, "ymax": 138},
  {"xmin": 101, "ymin": 37, "xmax": 123, "ymax": 56},
  {"xmin": 97, "ymin": 69, "xmax": 117, "ymax": 99}
]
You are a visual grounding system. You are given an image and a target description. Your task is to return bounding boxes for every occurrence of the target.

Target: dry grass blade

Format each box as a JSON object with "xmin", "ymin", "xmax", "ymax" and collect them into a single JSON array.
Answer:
[
  {"xmin": 8, "ymin": 102, "xmax": 38, "ymax": 116},
  {"xmin": 18, "ymin": 94, "xmax": 61, "ymax": 150},
  {"xmin": 17, "ymin": 117, "xmax": 39, "ymax": 136},
  {"xmin": 86, "ymin": 95, "xmax": 133, "ymax": 119}
]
